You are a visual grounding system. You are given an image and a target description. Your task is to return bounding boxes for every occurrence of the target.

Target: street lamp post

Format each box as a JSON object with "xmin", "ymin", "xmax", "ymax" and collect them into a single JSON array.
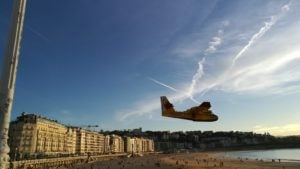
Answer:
[{"xmin": 0, "ymin": 0, "xmax": 27, "ymax": 169}]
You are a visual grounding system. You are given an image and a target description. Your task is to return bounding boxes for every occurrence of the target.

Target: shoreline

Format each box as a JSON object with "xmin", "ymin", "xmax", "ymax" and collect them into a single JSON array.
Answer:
[
  {"xmin": 217, "ymin": 148, "xmax": 300, "ymax": 163},
  {"xmin": 65, "ymin": 151, "xmax": 300, "ymax": 169},
  {"xmin": 201, "ymin": 145, "xmax": 300, "ymax": 152}
]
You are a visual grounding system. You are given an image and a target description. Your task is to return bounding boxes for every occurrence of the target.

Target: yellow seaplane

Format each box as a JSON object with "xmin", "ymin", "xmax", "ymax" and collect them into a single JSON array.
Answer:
[{"xmin": 160, "ymin": 96, "xmax": 218, "ymax": 122}]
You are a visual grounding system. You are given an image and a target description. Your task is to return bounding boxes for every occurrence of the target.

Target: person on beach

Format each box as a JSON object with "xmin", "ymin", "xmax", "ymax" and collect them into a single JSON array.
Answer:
[{"xmin": 219, "ymin": 161, "xmax": 224, "ymax": 167}]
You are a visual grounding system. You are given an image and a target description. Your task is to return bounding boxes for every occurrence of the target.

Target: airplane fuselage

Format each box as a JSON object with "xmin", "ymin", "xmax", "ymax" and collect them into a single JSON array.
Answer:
[
  {"xmin": 162, "ymin": 109, "xmax": 218, "ymax": 122},
  {"xmin": 160, "ymin": 96, "xmax": 218, "ymax": 122}
]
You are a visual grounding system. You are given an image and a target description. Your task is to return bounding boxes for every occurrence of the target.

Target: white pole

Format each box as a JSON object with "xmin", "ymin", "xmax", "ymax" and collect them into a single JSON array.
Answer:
[{"xmin": 0, "ymin": 0, "xmax": 27, "ymax": 168}]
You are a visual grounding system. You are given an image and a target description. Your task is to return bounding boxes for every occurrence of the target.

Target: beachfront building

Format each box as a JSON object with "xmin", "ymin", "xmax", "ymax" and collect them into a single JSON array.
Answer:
[
  {"xmin": 110, "ymin": 134, "xmax": 124, "ymax": 153},
  {"xmin": 124, "ymin": 137, "xmax": 134, "ymax": 153},
  {"xmin": 142, "ymin": 138, "xmax": 155, "ymax": 152},
  {"xmin": 124, "ymin": 137, "xmax": 154, "ymax": 154},
  {"xmin": 8, "ymin": 113, "xmax": 76, "ymax": 159},
  {"xmin": 73, "ymin": 128, "xmax": 105, "ymax": 155},
  {"xmin": 104, "ymin": 135, "xmax": 110, "ymax": 153},
  {"xmin": 9, "ymin": 112, "xmax": 155, "ymax": 159}
]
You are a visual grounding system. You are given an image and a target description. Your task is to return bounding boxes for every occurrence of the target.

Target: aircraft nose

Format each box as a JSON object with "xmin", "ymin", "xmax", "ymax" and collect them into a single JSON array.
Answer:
[
  {"xmin": 213, "ymin": 114, "xmax": 218, "ymax": 121},
  {"xmin": 209, "ymin": 111, "xmax": 218, "ymax": 121}
]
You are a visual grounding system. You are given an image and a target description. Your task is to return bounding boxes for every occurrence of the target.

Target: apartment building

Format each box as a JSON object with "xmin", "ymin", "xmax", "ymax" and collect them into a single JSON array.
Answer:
[
  {"xmin": 9, "ymin": 113, "xmax": 155, "ymax": 159},
  {"xmin": 9, "ymin": 113, "xmax": 76, "ymax": 159}
]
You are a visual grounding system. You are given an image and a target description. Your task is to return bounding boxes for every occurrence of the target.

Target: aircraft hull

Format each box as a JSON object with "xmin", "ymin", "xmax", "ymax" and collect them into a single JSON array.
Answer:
[{"xmin": 161, "ymin": 96, "xmax": 218, "ymax": 122}]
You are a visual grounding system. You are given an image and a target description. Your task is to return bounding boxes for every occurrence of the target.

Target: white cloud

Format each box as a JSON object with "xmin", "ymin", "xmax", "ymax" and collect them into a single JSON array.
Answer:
[
  {"xmin": 221, "ymin": 48, "xmax": 300, "ymax": 93},
  {"xmin": 174, "ymin": 45, "xmax": 202, "ymax": 58},
  {"xmin": 254, "ymin": 124, "xmax": 300, "ymax": 136},
  {"xmin": 218, "ymin": 29, "xmax": 224, "ymax": 34},
  {"xmin": 174, "ymin": 20, "xmax": 229, "ymax": 58},
  {"xmin": 281, "ymin": 4, "xmax": 290, "ymax": 12},
  {"xmin": 187, "ymin": 57, "xmax": 205, "ymax": 101},
  {"xmin": 116, "ymin": 99, "xmax": 160, "ymax": 121},
  {"xmin": 205, "ymin": 20, "xmax": 229, "ymax": 54},
  {"xmin": 205, "ymin": 36, "xmax": 222, "ymax": 53},
  {"xmin": 116, "ymin": 92, "xmax": 187, "ymax": 121},
  {"xmin": 222, "ymin": 20, "xmax": 230, "ymax": 27},
  {"xmin": 116, "ymin": 3, "xmax": 297, "ymax": 121}
]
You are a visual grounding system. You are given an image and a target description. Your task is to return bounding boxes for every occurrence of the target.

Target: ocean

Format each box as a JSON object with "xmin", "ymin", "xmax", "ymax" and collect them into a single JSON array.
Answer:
[{"xmin": 221, "ymin": 148, "xmax": 300, "ymax": 162}]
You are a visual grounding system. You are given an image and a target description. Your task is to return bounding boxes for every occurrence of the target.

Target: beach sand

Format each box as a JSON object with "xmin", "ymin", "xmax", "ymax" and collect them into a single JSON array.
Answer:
[{"xmin": 65, "ymin": 152, "xmax": 300, "ymax": 169}]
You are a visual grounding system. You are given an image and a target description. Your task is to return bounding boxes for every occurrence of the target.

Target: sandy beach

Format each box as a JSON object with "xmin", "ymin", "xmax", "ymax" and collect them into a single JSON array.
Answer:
[{"xmin": 64, "ymin": 152, "xmax": 300, "ymax": 169}]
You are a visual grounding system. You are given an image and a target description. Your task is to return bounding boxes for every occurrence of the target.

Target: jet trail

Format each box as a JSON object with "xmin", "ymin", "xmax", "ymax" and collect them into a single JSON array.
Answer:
[
  {"xmin": 149, "ymin": 77, "xmax": 180, "ymax": 93},
  {"xmin": 187, "ymin": 57, "xmax": 205, "ymax": 99},
  {"xmin": 26, "ymin": 25, "xmax": 51, "ymax": 42},
  {"xmin": 232, "ymin": 3, "xmax": 290, "ymax": 66},
  {"xmin": 148, "ymin": 77, "xmax": 199, "ymax": 104},
  {"xmin": 232, "ymin": 17, "xmax": 277, "ymax": 65},
  {"xmin": 187, "ymin": 21, "xmax": 229, "ymax": 99}
]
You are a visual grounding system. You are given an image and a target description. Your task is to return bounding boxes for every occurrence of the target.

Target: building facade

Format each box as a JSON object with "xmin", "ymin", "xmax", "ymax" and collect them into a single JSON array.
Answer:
[
  {"xmin": 124, "ymin": 137, "xmax": 154, "ymax": 154},
  {"xmin": 9, "ymin": 113, "xmax": 76, "ymax": 159},
  {"xmin": 110, "ymin": 135, "xmax": 124, "ymax": 153},
  {"xmin": 9, "ymin": 113, "xmax": 155, "ymax": 160},
  {"xmin": 73, "ymin": 128, "xmax": 105, "ymax": 155}
]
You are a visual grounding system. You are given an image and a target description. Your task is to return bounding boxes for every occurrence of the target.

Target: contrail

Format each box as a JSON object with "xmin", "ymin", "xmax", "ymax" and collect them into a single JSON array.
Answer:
[
  {"xmin": 232, "ymin": 17, "xmax": 277, "ymax": 65},
  {"xmin": 148, "ymin": 77, "xmax": 199, "ymax": 103},
  {"xmin": 187, "ymin": 57, "xmax": 205, "ymax": 99},
  {"xmin": 232, "ymin": 3, "xmax": 290, "ymax": 66},
  {"xmin": 149, "ymin": 77, "xmax": 181, "ymax": 93},
  {"xmin": 187, "ymin": 21, "xmax": 229, "ymax": 98},
  {"xmin": 26, "ymin": 25, "xmax": 51, "ymax": 42}
]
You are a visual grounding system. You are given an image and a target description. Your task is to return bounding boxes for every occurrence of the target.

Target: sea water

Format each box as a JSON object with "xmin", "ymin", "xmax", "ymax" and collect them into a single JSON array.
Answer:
[{"xmin": 221, "ymin": 148, "xmax": 300, "ymax": 162}]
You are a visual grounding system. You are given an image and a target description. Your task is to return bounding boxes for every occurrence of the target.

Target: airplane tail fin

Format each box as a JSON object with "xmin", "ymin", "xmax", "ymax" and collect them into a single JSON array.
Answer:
[{"xmin": 160, "ymin": 96, "xmax": 175, "ymax": 116}]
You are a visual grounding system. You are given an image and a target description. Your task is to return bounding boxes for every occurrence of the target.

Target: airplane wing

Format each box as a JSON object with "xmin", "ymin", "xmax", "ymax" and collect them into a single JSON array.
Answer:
[{"xmin": 199, "ymin": 102, "xmax": 211, "ymax": 109}]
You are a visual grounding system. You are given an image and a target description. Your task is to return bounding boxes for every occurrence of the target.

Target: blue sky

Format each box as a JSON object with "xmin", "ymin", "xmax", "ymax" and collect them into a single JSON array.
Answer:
[{"xmin": 1, "ymin": 0, "xmax": 300, "ymax": 136}]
